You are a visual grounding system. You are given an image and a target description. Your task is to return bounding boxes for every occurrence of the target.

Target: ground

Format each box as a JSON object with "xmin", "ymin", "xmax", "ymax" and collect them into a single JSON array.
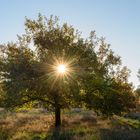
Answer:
[{"xmin": 0, "ymin": 109, "xmax": 140, "ymax": 140}]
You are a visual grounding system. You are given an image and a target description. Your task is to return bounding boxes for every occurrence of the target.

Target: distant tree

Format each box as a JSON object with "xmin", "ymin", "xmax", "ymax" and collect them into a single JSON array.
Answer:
[
  {"xmin": 0, "ymin": 14, "xmax": 135, "ymax": 127},
  {"xmin": 135, "ymin": 88, "xmax": 140, "ymax": 98},
  {"xmin": 135, "ymin": 70, "xmax": 140, "ymax": 97}
]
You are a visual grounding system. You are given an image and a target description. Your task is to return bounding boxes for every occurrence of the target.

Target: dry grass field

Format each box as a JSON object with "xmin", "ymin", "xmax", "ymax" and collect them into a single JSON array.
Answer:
[{"xmin": 0, "ymin": 109, "xmax": 140, "ymax": 140}]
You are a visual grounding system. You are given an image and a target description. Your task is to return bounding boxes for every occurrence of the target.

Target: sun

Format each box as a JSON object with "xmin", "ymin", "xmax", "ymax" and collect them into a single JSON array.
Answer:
[{"xmin": 57, "ymin": 64, "xmax": 67, "ymax": 74}]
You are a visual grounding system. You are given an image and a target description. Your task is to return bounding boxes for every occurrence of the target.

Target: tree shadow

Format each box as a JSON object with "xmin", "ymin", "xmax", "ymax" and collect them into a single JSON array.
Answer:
[
  {"xmin": 45, "ymin": 114, "xmax": 98, "ymax": 140},
  {"xmin": 45, "ymin": 127, "xmax": 86, "ymax": 140}
]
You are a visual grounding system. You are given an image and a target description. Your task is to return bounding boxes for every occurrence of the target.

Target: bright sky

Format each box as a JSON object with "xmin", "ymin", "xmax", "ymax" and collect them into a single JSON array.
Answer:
[{"xmin": 0, "ymin": 0, "xmax": 140, "ymax": 87}]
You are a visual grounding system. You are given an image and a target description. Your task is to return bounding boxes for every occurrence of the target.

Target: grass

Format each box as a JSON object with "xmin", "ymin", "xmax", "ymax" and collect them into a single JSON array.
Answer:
[
  {"xmin": 0, "ymin": 109, "xmax": 140, "ymax": 140},
  {"xmin": 112, "ymin": 115, "xmax": 140, "ymax": 129}
]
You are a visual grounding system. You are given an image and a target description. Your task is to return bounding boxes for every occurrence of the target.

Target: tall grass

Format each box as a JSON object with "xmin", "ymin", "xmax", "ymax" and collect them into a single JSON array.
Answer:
[{"xmin": 0, "ymin": 110, "xmax": 140, "ymax": 140}]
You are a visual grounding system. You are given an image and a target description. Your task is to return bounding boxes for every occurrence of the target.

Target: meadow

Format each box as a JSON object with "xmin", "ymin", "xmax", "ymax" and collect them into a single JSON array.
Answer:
[{"xmin": 0, "ymin": 109, "xmax": 140, "ymax": 140}]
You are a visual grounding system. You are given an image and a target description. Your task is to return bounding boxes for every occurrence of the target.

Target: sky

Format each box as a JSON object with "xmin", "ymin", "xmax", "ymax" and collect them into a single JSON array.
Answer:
[{"xmin": 0, "ymin": 0, "xmax": 140, "ymax": 87}]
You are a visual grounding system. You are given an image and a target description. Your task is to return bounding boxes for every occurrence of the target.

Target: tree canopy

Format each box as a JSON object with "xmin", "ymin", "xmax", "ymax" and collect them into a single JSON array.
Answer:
[{"xmin": 0, "ymin": 14, "xmax": 135, "ymax": 126}]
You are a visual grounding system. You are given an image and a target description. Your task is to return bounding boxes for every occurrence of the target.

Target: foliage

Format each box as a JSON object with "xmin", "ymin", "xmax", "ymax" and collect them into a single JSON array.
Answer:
[{"xmin": 84, "ymin": 78, "xmax": 135, "ymax": 116}]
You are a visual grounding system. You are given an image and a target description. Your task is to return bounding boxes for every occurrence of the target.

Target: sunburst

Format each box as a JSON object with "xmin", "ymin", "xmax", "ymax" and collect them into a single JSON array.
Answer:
[
  {"xmin": 57, "ymin": 64, "xmax": 67, "ymax": 74},
  {"xmin": 39, "ymin": 56, "xmax": 76, "ymax": 88}
]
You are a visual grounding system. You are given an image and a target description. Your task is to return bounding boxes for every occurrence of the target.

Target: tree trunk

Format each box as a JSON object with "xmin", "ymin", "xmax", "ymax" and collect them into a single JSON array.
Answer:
[{"xmin": 55, "ymin": 106, "xmax": 61, "ymax": 127}]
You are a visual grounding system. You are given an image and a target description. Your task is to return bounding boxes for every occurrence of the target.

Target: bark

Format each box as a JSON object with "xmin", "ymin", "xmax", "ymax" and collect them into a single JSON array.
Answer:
[{"xmin": 55, "ymin": 106, "xmax": 61, "ymax": 127}]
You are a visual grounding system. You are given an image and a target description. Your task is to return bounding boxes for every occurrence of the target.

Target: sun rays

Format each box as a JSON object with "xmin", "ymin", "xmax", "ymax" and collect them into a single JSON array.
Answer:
[{"xmin": 38, "ymin": 56, "xmax": 77, "ymax": 89}]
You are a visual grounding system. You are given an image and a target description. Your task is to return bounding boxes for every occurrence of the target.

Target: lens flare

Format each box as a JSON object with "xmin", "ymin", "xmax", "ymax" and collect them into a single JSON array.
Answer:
[
  {"xmin": 40, "ymin": 57, "xmax": 76, "ymax": 89},
  {"xmin": 57, "ymin": 64, "xmax": 66, "ymax": 74}
]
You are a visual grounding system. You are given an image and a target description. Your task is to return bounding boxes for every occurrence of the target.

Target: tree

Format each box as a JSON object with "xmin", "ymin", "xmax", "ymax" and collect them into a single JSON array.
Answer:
[
  {"xmin": 135, "ymin": 70, "xmax": 140, "ymax": 97},
  {"xmin": 0, "ymin": 14, "xmax": 135, "ymax": 127},
  {"xmin": 135, "ymin": 88, "xmax": 140, "ymax": 98}
]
